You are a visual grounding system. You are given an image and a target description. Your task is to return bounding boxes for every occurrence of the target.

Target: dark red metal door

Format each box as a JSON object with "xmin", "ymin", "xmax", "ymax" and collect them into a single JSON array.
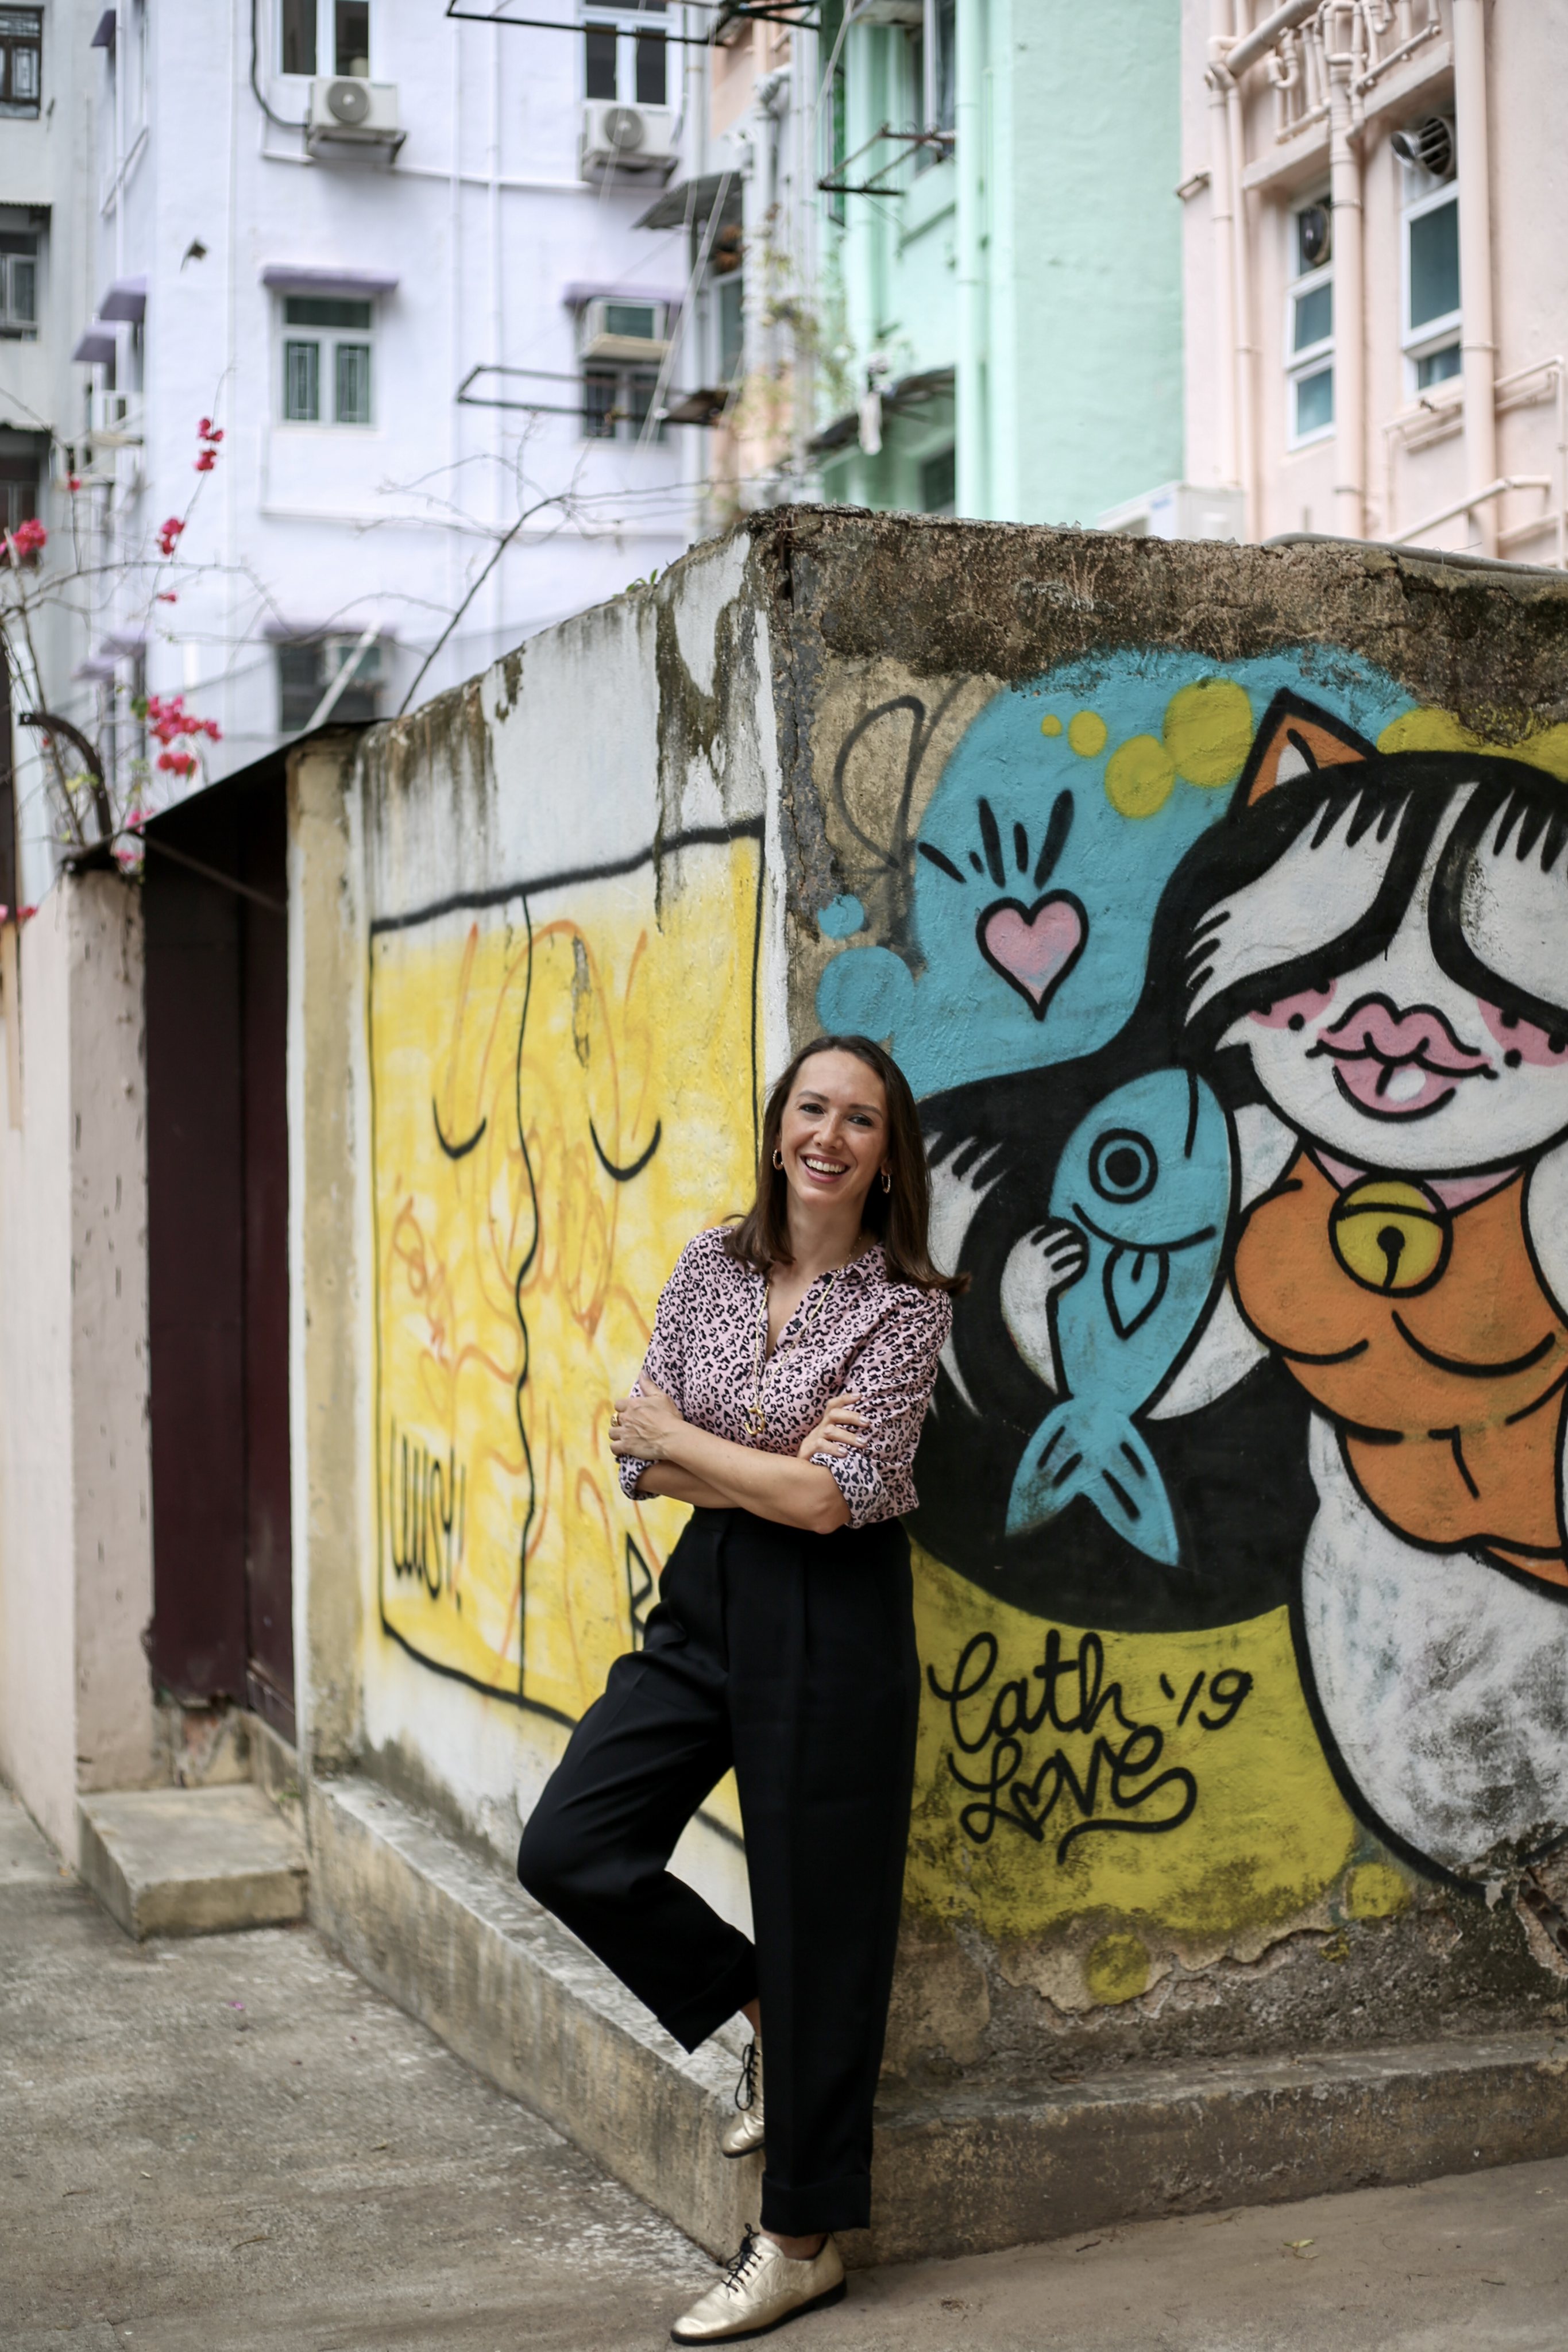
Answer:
[{"xmin": 145, "ymin": 766, "xmax": 295, "ymax": 1739}]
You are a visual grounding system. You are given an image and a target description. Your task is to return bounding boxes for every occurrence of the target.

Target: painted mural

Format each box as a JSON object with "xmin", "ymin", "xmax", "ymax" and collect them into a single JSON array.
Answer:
[
  {"xmin": 371, "ymin": 827, "xmax": 762, "ymax": 1845},
  {"xmin": 367, "ymin": 631, "xmax": 1568, "ymax": 2011},
  {"xmin": 816, "ymin": 650, "xmax": 1568, "ymax": 1978}
]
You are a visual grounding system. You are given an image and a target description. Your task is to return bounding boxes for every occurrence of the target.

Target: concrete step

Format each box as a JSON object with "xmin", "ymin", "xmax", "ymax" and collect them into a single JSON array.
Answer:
[
  {"xmin": 78, "ymin": 1783, "xmax": 308, "ymax": 1940},
  {"xmin": 307, "ymin": 1774, "xmax": 1568, "ymax": 2267}
]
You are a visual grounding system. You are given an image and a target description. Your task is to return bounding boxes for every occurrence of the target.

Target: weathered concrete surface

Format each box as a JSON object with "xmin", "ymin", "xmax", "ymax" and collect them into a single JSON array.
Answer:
[
  {"xmin": 7, "ymin": 1786, "xmax": 1568, "ymax": 2352},
  {"xmin": 308, "ymin": 1771, "xmax": 1568, "ymax": 2268},
  {"xmin": 287, "ymin": 734, "xmax": 369, "ymax": 1782},
  {"xmin": 1, "ymin": 1787, "xmax": 709, "ymax": 2351},
  {"xmin": 0, "ymin": 875, "xmax": 157, "ymax": 1855},
  {"xmin": 77, "ymin": 1785, "xmax": 308, "ymax": 1939},
  {"xmin": 307, "ymin": 1773, "xmax": 760, "ymax": 2264}
]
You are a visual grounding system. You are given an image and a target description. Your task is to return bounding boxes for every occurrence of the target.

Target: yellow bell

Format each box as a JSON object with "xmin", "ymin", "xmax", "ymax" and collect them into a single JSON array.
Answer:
[{"xmin": 1329, "ymin": 1176, "xmax": 1451, "ymax": 1296}]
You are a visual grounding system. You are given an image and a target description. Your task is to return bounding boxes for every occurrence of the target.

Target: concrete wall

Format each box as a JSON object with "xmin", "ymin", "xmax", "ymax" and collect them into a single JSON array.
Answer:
[
  {"xmin": 0, "ymin": 877, "xmax": 156, "ymax": 1849},
  {"xmin": 311, "ymin": 511, "xmax": 1568, "ymax": 2100},
  {"xmin": 308, "ymin": 530, "xmax": 779, "ymax": 1937}
]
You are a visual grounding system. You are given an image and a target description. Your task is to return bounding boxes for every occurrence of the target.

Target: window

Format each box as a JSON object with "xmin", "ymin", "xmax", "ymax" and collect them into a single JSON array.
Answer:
[
  {"xmin": 129, "ymin": 0, "xmax": 148, "ymax": 126},
  {"xmin": 581, "ymin": 366, "xmax": 663, "ymax": 443},
  {"xmin": 818, "ymin": 0, "xmax": 847, "ymax": 226},
  {"xmin": 606, "ymin": 301, "xmax": 656, "ymax": 340},
  {"xmin": 584, "ymin": 2, "xmax": 666, "ymax": 109},
  {"xmin": 0, "ymin": 451, "xmax": 39, "ymax": 538},
  {"xmin": 281, "ymin": 0, "xmax": 370, "ymax": 76},
  {"xmin": 1286, "ymin": 198, "xmax": 1334, "ymax": 446},
  {"xmin": 0, "ymin": 231, "xmax": 37, "ymax": 337},
  {"xmin": 920, "ymin": 445, "xmax": 956, "ymax": 515},
  {"xmin": 281, "ymin": 296, "xmax": 374, "ymax": 425},
  {"xmin": 928, "ymin": 0, "xmax": 955, "ymax": 134},
  {"xmin": 0, "ymin": 8, "xmax": 42, "ymax": 118},
  {"xmin": 279, "ymin": 636, "xmax": 383, "ymax": 732},
  {"xmin": 1404, "ymin": 177, "xmax": 1460, "ymax": 392},
  {"xmin": 335, "ymin": 0, "xmax": 369, "ymax": 75},
  {"xmin": 718, "ymin": 275, "xmax": 744, "ymax": 385},
  {"xmin": 281, "ymin": 0, "xmax": 315, "ymax": 73}
]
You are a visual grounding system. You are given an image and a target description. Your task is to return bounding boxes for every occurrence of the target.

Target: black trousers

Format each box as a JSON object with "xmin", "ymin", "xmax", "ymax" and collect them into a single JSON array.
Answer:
[{"xmin": 517, "ymin": 1505, "xmax": 919, "ymax": 2237}]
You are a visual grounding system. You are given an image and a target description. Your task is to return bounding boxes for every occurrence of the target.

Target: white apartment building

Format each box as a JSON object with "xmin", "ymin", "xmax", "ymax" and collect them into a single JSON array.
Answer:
[
  {"xmin": 1180, "ymin": 0, "xmax": 1568, "ymax": 562},
  {"xmin": 4, "ymin": 0, "xmax": 769, "ymax": 897},
  {"xmin": 1, "ymin": 0, "xmax": 99, "ymax": 905}
]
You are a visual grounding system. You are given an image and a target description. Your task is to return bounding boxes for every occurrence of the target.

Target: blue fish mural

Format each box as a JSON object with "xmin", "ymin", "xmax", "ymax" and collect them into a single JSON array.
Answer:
[{"xmin": 1006, "ymin": 1069, "xmax": 1232, "ymax": 1567}]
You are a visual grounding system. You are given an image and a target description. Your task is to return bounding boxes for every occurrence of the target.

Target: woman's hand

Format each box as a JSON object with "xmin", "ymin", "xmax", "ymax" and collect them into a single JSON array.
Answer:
[
  {"xmin": 796, "ymin": 1393, "xmax": 871, "ymax": 1462},
  {"xmin": 608, "ymin": 1379, "xmax": 685, "ymax": 1462}
]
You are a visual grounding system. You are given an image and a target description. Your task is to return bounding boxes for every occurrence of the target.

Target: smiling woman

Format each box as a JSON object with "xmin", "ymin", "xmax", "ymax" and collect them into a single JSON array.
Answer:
[{"xmin": 517, "ymin": 1034, "xmax": 962, "ymax": 2343}]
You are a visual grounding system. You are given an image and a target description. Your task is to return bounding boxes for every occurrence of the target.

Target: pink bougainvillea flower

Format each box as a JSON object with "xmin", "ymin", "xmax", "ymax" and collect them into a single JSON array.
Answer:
[
  {"xmin": 194, "ymin": 450, "xmax": 215, "ymax": 472},
  {"xmin": 67, "ymin": 474, "xmax": 82, "ymax": 492}
]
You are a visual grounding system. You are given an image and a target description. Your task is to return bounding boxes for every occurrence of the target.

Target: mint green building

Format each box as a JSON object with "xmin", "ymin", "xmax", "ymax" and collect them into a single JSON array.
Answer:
[{"xmin": 813, "ymin": 1, "xmax": 1184, "ymax": 527}]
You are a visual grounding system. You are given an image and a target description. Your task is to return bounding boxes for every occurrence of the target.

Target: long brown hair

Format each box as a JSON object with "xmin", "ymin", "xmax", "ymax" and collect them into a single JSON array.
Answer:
[{"xmin": 724, "ymin": 1033, "xmax": 966, "ymax": 1295}]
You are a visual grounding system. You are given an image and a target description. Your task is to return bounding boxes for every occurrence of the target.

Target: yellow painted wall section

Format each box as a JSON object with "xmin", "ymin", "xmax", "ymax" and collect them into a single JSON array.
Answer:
[
  {"xmin": 906, "ymin": 1545, "xmax": 1364, "ymax": 1956},
  {"xmin": 370, "ymin": 838, "xmax": 761, "ymax": 1844}
]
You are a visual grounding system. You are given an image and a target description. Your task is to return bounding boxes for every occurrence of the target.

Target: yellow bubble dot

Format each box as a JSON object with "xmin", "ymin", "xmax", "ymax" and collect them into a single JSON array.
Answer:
[
  {"xmin": 1067, "ymin": 709, "xmax": 1108, "ymax": 758},
  {"xmin": 1104, "ymin": 733, "xmax": 1176, "ymax": 818},
  {"xmin": 1040, "ymin": 713, "xmax": 1063, "ymax": 737},
  {"xmin": 1163, "ymin": 677, "xmax": 1254, "ymax": 787},
  {"xmin": 1344, "ymin": 1862, "xmax": 1410, "ymax": 1921},
  {"xmin": 1084, "ymin": 1931, "xmax": 1150, "ymax": 2007}
]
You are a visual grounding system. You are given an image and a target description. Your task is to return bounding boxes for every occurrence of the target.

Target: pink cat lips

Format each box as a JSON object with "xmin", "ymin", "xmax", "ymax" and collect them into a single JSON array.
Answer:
[{"xmin": 1308, "ymin": 993, "xmax": 1495, "ymax": 1118}]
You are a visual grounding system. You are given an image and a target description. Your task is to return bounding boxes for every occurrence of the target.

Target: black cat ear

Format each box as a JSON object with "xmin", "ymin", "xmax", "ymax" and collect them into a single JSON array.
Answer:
[{"xmin": 1234, "ymin": 690, "xmax": 1376, "ymax": 807}]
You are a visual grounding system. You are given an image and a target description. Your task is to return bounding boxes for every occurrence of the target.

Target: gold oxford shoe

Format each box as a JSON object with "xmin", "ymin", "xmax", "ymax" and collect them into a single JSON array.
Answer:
[
  {"xmin": 670, "ymin": 2229, "xmax": 845, "ymax": 2344},
  {"xmin": 720, "ymin": 2036, "xmax": 764, "ymax": 2160}
]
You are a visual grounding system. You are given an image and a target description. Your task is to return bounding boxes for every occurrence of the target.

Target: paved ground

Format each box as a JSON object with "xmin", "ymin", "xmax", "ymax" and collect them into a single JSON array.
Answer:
[{"xmin": 4, "ymin": 1787, "xmax": 1567, "ymax": 2352}]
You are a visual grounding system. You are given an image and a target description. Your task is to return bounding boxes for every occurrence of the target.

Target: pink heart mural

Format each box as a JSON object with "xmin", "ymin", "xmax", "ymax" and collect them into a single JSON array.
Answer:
[{"xmin": 976, "ymin": 893, "xmax": 1087, "ymax": 1020}]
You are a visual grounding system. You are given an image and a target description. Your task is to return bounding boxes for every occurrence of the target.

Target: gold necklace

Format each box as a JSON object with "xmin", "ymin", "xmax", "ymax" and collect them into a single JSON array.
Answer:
[{"xmin": 744, "ymin": 1266, "xmax": 841, "ymax": 1440}]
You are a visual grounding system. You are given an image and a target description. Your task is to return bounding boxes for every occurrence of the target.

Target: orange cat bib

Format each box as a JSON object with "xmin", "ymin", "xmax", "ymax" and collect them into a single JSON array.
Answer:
[{"xmin": 1232, "ymin": 1152, "xmax": 1568, "ymax": 1587}]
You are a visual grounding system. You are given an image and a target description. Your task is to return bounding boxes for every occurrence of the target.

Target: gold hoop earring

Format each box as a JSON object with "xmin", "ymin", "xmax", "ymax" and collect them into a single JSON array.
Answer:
[
  {"xmin": 773, "ymin": 1148, "xmax": 785, "ymax": 1171},
  {"xmin": 881, "ymin": 1168, "xmax": 892, "ymax": 1194}
]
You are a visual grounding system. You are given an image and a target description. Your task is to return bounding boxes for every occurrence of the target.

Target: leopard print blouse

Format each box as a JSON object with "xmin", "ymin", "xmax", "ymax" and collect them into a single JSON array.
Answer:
[{"xmin": 617, "ymin": 1226, "xmax": 952, "ymax": 1528}]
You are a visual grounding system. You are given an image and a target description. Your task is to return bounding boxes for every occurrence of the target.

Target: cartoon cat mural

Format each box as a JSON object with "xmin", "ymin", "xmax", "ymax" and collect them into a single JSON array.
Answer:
[
  {"xmin": 1168, "ymin": 693, "xmax": 1568, "ymax": 1882},
  {"xmin": 824, "ymin": 671, "xmax": 1568, "ymax": 1894}
]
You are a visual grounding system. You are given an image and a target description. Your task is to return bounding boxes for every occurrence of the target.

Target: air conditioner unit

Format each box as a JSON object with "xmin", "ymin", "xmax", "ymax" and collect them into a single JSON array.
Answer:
[
  {"xmin": 88, "ymin": 389, "xmax": 144, "ymax": 447},
  {"xmin": 1096, "ymin": 481, "xmax": 1246, "ymax": 543},
  {"xmin": 580, "ymin": 101, "xmax": 678, "ymax": 179},
  {"xmin": 579, "ymin": 298, "xmax": 671, "ymax": 365},
  {"xmin": 848, "ymin": 0, "xmax": 924, "ymax": 24},
  {"xmin": 306, "ymin": 78, "xmax": 404, "ymax": 159}
]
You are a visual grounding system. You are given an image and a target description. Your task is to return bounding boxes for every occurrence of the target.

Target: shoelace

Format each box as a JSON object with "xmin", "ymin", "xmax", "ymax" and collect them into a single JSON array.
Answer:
[
  {"xmin": 723, "ymin": 2228, "xmax": 764, "ymax": 2295},
  {"xmin": 733, "ymin": 2038, "xmax": 760, "ymax": 2114}
]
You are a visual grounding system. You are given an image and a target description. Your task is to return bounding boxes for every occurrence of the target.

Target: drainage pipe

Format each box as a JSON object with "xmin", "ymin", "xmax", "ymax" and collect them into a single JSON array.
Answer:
[
  {"xmin": 1225, "ymin": 68, "xmax": 1257, "ymax": 531},
  {"xmin": 955, "ymin": 0, "xmax": 984, "ymax": 516},
  {"xmin": 1226, "ymin": 0, "xmax": 1320, "ymax": 81},
  {"xmin": 1325, "ymin": 7, "xmax": 1365, "ymax": 536},
  {"xmin": 1451, "ymin": 0, "xmax": 1498, "ymax": 554},
  {"xmin": 1205, "ymin": 12, "xmax": 1239, "ymax": 490}
]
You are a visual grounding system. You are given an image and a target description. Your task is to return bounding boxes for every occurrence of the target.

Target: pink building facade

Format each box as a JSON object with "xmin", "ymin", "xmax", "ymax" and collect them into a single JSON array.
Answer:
[{"xmin": 1180, "ymin": 1, "xmax": 1568, "ymax": 560}]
